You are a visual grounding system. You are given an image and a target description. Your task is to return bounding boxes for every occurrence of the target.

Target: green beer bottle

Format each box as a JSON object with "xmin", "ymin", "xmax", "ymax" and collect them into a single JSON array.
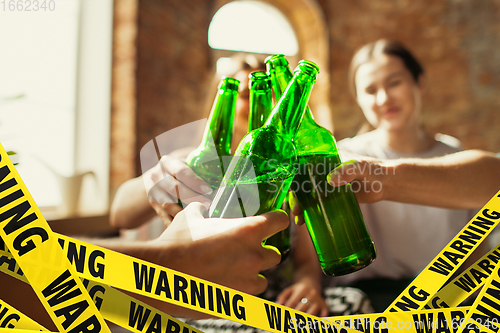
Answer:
[
  {"xmin": 266, "ymin": 55, "xmax": 376, "ymax": 276},
  {"xmin": 248, "ymin": 70, "xmax": 291, "ymax": 262},
  {"xmin": 185, "ymin": 77, "xmax": 239, "ymax": 204},
  {"xmin": 209, "ymin": 61, "xmax": 319, "ymax": 222},
  {"xmin": 248, "ymin": 71, "xmax": 273, "ymax": 132}
]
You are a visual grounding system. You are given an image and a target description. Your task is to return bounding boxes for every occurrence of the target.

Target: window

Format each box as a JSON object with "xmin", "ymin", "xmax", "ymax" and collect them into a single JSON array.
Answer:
[
  {"xmin": 0, "ymin": 0, "xmax": 113, "ymax": 218},
  {"xmin": 209, "ymin": 1, "xmax": 298, "ymax": 56}
]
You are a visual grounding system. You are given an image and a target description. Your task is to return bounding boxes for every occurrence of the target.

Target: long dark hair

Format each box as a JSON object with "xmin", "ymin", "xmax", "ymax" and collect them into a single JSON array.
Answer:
[{"xmin": 348, "ymin": 39, "xmax": 424, "ymax": 97}]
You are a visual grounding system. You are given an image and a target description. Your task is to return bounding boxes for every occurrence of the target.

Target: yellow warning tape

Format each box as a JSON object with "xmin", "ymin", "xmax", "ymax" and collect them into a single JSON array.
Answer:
[
  {"xmin": 386, "ymin": 193, "xmax": 500, "ymax": 313},
  {"xmin": 2, "ymin": 141, "xmax": 500, "ymax": 332},
  {"xmin": 0, "ymin": 250, "xmax": 203, "ymax": 333},
  {"xmin": 0, "ymin": 144, "xmax": 110, "ymax": 333},
  {"xmin": 0, "ymin": 327, "xmax": 54, "ymax": 333},
  {"xmin": 0, "ymin": 298, "xmax": 47, "ymax": 330},
  {"xmin": 453, "ymin": 258, "xmax": 500, "ymax": 333},
  {"xmin": 0, "ymin": 246, "xmax": 476, "ymax": 333},
  {"xmin": 0, "ymin": 231, "xmax": 492, "ymax": 333},
  {"xmin": 425, "ymin": 242, "xmax": 500, "ymax": 310}
]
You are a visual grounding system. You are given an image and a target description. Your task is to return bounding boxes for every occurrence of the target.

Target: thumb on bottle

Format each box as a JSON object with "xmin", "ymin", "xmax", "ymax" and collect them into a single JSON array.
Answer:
[{"xmin": 327, "ymin": 160, "xmax": 359, "ymax": 187}]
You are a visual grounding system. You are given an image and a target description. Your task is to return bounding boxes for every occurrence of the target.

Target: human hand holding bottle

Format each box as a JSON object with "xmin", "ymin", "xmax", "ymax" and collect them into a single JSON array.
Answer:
[
  {"xmin": 326, "ymin": 150, "xmax": 390, "ymax": 204},
  {"xmin": 143, "ymin": 155, "xmax": 213, "ymax": 225},
  {"xmin": 103, "ymin": 203, "xmax": 289, "ymax": 318},
  {"xmin": 152, "ymin": 202, "xmax": 288, "ymax": 295}
]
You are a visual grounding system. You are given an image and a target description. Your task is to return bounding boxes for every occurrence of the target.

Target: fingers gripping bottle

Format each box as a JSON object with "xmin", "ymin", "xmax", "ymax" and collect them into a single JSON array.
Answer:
[
  {"xmin": 184, "ymin": 77, "xmax": 239, "ymax": 204},
  {"xmin": 209, "ymin": 61, "xmax": 319, "ymax": 223},
  {"xmin": 248, "ymin": 71, "xmax": 291, "ymax": 262},
  {"xmin": 266, "ymin": 54, "xmax": 376, "ymax": 276}
]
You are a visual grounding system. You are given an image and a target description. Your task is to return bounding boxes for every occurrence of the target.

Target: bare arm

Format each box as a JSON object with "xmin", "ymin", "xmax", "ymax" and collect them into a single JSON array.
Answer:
[
  {"xmin": 109, "ymin": 154, "xmax": 212, "ymax": 229},
  {"xmin": 275, "ymin": 218, "xmax": 328, "ymax": 316},
  {"xmin": 329, "ymin": 149, "xmax": 500, "ymax": 209},
  {"xmin": 292, "ymin": 225, "xmax": 323, "ymax": 290},
  {"xmin": 384, "ymin": 149, "xmax": 500, "ymax": 208},
  {"xmin": 109, "ymin": 176, "xmax": 157, "ymax": 229}
]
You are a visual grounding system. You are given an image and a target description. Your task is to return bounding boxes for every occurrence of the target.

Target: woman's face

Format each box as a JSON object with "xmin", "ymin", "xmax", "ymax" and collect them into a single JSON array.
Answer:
[{"xmin": 354, "ymin": 54, "xmax": 423, "ymax": 131}]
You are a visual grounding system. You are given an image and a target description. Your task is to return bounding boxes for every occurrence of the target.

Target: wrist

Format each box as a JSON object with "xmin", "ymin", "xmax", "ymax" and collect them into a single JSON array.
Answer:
[
  {"xmin": 294, "ymin": 275, "xmax": 322, "ymax": 292},
  {"xmin": 148, "ymin": 238, "xmax": 185, "ymax": 269},
  {"xmin": 379, "ymin": 161, "xmax": 397, "ymax": 201}
]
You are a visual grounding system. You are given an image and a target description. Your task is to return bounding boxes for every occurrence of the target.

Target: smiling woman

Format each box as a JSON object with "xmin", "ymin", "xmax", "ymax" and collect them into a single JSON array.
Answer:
[{"xmin": 330, "ymin": 39, "xmax": 485, "ymax": 312}]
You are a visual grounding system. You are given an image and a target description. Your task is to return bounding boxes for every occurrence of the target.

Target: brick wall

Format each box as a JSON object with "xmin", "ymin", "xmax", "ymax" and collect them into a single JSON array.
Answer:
[{"xmin": 134, "ymin": 0, "xmax": 215, "ymax": 174}]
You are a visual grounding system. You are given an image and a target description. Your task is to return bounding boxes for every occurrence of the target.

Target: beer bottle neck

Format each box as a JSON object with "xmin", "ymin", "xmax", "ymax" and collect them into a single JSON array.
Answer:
[
  {"xmin": 249, "ymin": 74, "xmax": 273, "ymax": 132},
  {"xmin": 200, "ymin": 79, "xmax": 238, "ymax": 155},
  {"xmin": 269, "ymin": 63, "xmax": 315, "ymax": 123},
  {"xmin": 264, "ymin": 71, "xmax": 316, "ymax": 138},
  {"xmin": 269, "ymin": 66, "xmax": 293, "ymax": 98}
]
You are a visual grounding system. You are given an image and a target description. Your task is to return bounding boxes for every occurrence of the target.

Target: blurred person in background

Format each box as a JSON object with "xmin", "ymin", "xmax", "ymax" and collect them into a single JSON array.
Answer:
[{"xmin": 321, "ymin": 39, "xmax": 487, "ymax": 311}]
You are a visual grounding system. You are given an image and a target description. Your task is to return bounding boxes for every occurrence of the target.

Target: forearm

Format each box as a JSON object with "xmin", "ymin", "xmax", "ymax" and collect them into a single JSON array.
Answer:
[
  {"xmin": 85, "ymin": 237, "xmax": 174, "ymax": 273},
  {"xmin": 293, "ymin": 225, "xmax": 323, "ymax": 289},
  {"xmin": 383, "ymin": 150, "xmax": 500, "ymax": 209},
  {"xmin": 110, "ymin": 177, "xmax": 157, "ymax": 229}
]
